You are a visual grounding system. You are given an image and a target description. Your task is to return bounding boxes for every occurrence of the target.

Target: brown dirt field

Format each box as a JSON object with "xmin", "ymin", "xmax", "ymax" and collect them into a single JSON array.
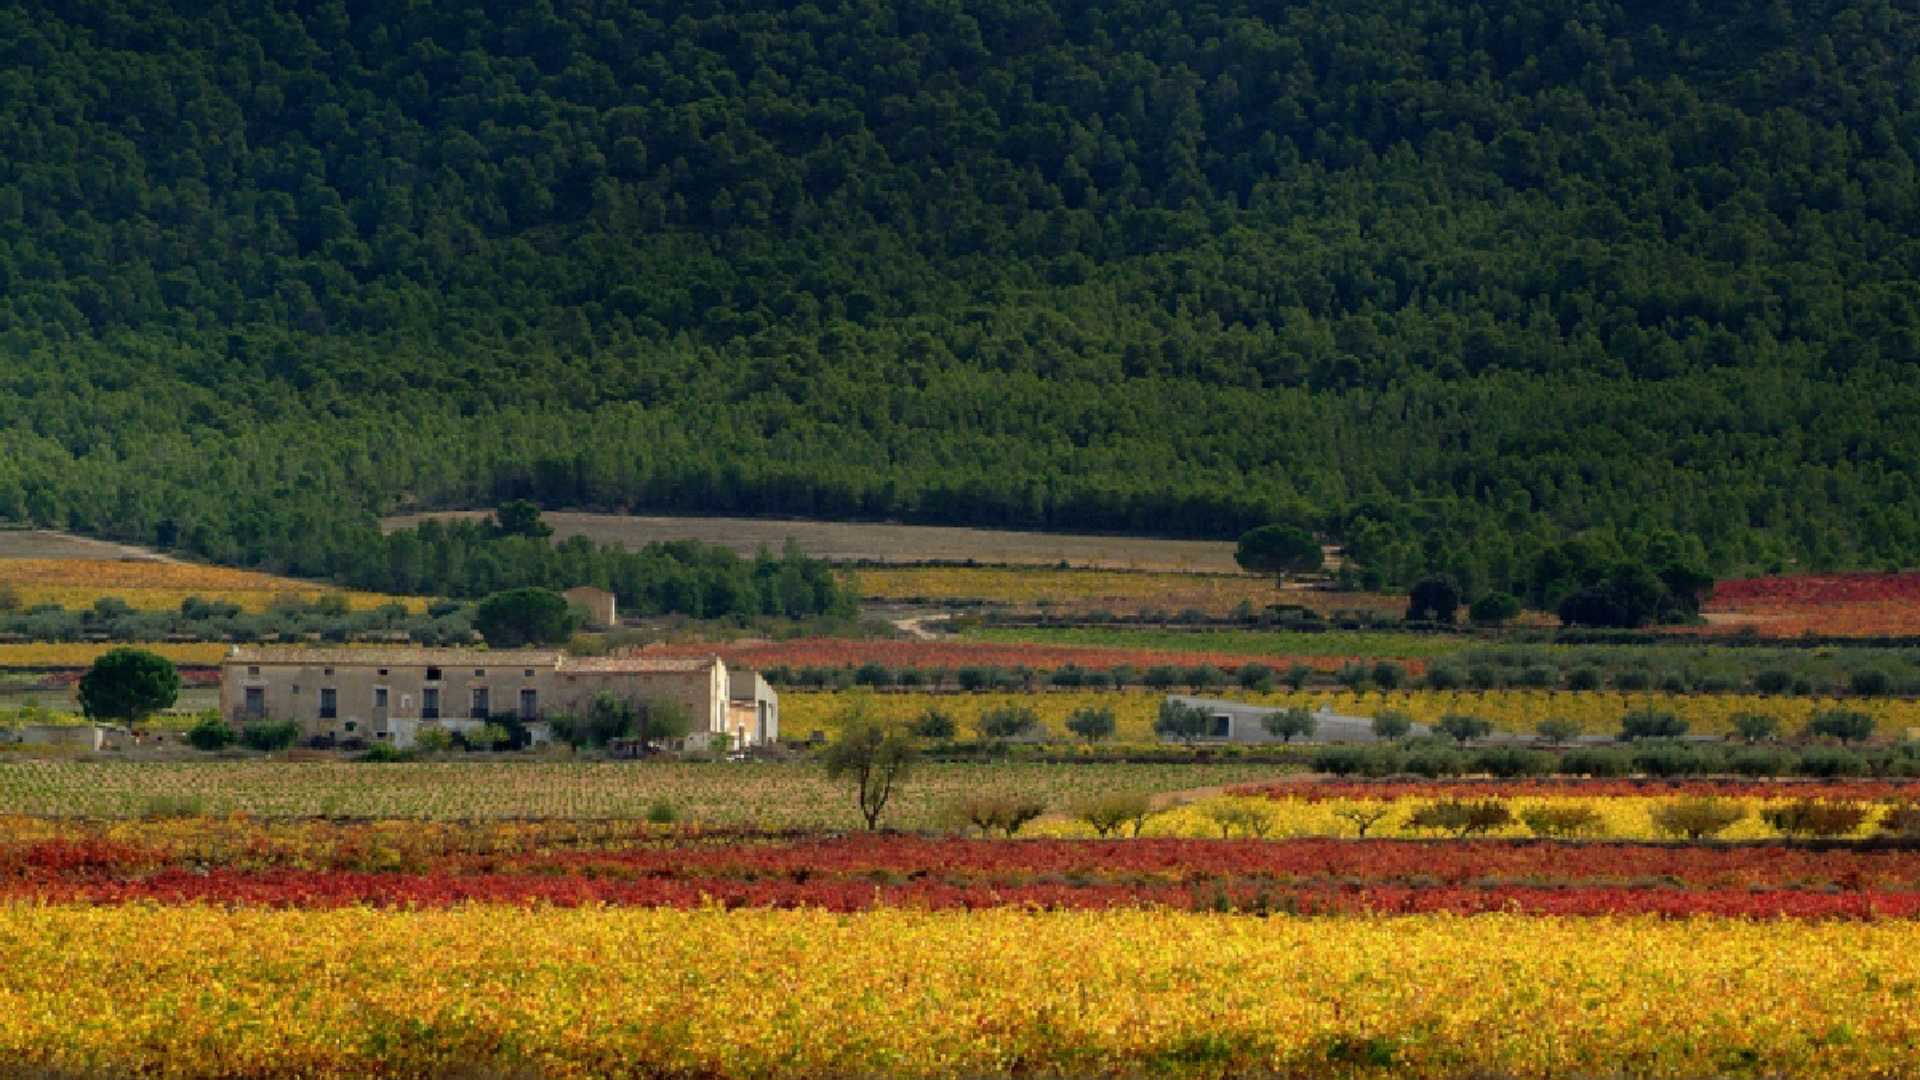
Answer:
[
  {"xmin": 382, "ymin": 510, "xmax": 1241, "ymax": 572},
  {"xmin": 0, "ymin": 529, "xmax": 176, "ymax": 561}
]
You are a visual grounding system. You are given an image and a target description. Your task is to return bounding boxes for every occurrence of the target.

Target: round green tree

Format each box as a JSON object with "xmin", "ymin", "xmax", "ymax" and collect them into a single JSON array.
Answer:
[
  {"xmin": 474, "ymin": 587, "xmax": 581, "ymax": 647},
  {"xmin": 77, "ymin": 648, "xmax": 180, "ymax": 726},
  {"xmin": 1234, "ymin": 525, "xmax": 1324, "ymax": 577}
]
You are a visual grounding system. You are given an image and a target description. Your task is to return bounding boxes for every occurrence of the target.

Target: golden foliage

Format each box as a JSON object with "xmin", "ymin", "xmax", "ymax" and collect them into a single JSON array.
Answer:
[
  {"xmin": 1, "ymin": 906, "xmax": 1917, "ymax": 1077},
  {"xmin": 0, "ymin": 557, "xmax": 426, "ymax": 613}
]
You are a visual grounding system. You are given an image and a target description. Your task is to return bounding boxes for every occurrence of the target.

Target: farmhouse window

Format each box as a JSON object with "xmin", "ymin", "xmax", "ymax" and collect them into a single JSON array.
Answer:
[
  {"xmin": 426, "ymin": 667, "xmax": 442, "ymax": 682},
  {"xmin": 243, "ymin": 687, "xmax": 265, "ymax": 717},
  {"xmin": 519, "ymin": 688, "xmax": 538, "ymax": 720},
  {"xmin": 474, "ymin": 669, "xmax": 485, "ymax": 676},
  {"xmin": 1209, "ymin": 714, "xmax": 1231, "ymax": 738},
  {"xmin": 378, "ymin": 668, "xmax": 389, "ymax": 677},
  {"xmin": 422, "ymin": 688, "xmax": 440, "ymax": 720},
  {"xmin": 344, "ymin": 721, "xmax": 357, "ymax": 733},
  {"xmin": 324, "ymin": 668, "xmax": 333, "ymax": 676},
  {"xmin": 374, "ymin": 688, "xmax": 389, "ymax": 710},
  {"xmin": 471, "ymin": 688, "xmax": 490, "ymax": 719},
  {"xmin": 247, "ymin": 666, "xmax": 260, "ymax": 676},
  {"xmin": 524, "ymin": 668, "xmax": 535, "ymax": 678},
  {"xmin": 319, "ymin": 688, "xmax": 337, "ymax": 719}
]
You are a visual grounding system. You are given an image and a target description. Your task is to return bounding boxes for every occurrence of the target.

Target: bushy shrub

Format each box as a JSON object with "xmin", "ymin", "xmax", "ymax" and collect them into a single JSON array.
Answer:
[
  {"xmin": 1370, "ymin": 709, "xmax": 1413, "ymax": 741},
  {"xmin": 413, "ymin": 726, "xmax": 454, "ymax": 754},
  {"xmin": 1619, "ymin": 709, "xmax": 1688, "ymax": 741},
  {"xmin": 1849, "ymin": 669, "xmax": 1892, "ymax": 696},
  {"xmin": 1312, "ymin": 746, "xmax": 1408, "ymax": 777},
  {"xmin": 1184, "ymin": 664, "xmax": 1227, "ymax": 690},
  {"xmin": 1402, "ymin": 749, "xmax": 1466, "ymax": 777},
  {"xmin": 1753, "ymin": 668, "xmax": 1795, "ymax": 694},
  {"xmin": 357, "ymin": 742, "xmax": 415, "ymax": 763},
  {"xmin": 1434, "ymin": 713, "xmax": 1491, "ymax": 744},
  {"xmin": 1074, "ymin": 792, "xmax": 1154, "ymax": 837},
  {"xmin": 1065, "ymin": 706, "xmax": 1116, "ymax": 743},
  {"xmin": 1565, "ymin": 666, "xmax": 1602, "ymax": 691},
  {"xmin": 1201, "ymin": 801, "xmax": 1273, "ymax": 839},
  {"xmin": 1470, "ymin": 747, "xmax": 1553, "ymax": 778},
  {"xmin": 1370, "ymin": 661, "xmax": 1407, "ymax": 689},
  {"xmin": 1424, "ymin": 665, "xmax": 1463, "ymax": 690},
  {"xmin": 1468, "ymin": 592, "xmax": 1521, "ymax": 626},
  {"xmin": 976, "ymin": 705, "xmax": 1039, "ymax": 740},
  {"xmin": 1535, "ymin": 717, "xmax": 1580, "ymax": 744},
  {"xmin": 186, "ymin": 715, "xmax": 234, "ymax": 752},
  {"xmin": 1520, "ymin": 805, "xmax": 1605, "ymax": 839},
  {"xmin": 1557, "ymin": 748, "xmax": 1630, "ymax": 778},
  {"xmin": 1649, "ymin": 797, "xmax": 1746, "ymax": 840},
  {"xmin": 240, "ymin": 719, "xmax": 300, "ymax": 752},
  {"xmin": 1236, "ymin": 663, "xmax": 1275, "ymax": 691},
  {"xmin": 1797, "ymin": 747, "xmax": 1868, "ymax": 778},
  {"xmin": 1406, "ymin": 799, "xmax": 1512, "ymax": 837},
  {"xmin": 1631, "ymin": 742, "xmax": 1718, "ymax": 778},
  {"xmin": 907, "ymin": 707, "xmax": 955, "ymax": 740},
  {"xmin": 1613, "ymin": 669, "xmax": 1652, "ymax": 691},
  {"xmin": 1516, "ymin": 665, "xmax": 1557, "ymax": 689},
  {"xmin": 953, "ymin": 793, "xmax": 1048, "ymax": 837},
  {"xmin": 1262, "ymin": 708, "xmax": 1317, "ymax": 743},
  {"xmin": 1806, "ymin": 710, "xmax": 1875, "ymax": 745},
  {"xmin": 1761, "ymin": 799, "xmax": 1870, "ymax": 839},
  {"xmin": 1730, "ymin": 712, "xmax": 1779, "ymax": 743},
  {"xmin": 1727, "ymin": 747, "xmax": 1792, "ymax": 778},
  {"xmin": 1283, "ymin": 664, "xmax": 1315, "ymax": 690}
]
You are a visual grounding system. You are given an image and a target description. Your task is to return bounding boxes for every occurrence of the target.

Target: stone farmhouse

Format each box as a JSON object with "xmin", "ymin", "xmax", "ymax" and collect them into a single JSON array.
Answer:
[{"xmin": 219, "ymin": 646, "xmax": 778, "ymax": 750}]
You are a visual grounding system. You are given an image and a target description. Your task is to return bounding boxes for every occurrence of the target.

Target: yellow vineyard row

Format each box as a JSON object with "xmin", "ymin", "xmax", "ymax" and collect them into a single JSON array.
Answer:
[
  {"xmin": 1, "ymin": 906, "xmax": 1916, "ymax": 1078},
  {"xmin": 780, "ymin": 688, "xmax": 1920, "ymax": 740},
  {"xmin": 0, "ymin": 558, "xmax": 427, "ymax": 613}
]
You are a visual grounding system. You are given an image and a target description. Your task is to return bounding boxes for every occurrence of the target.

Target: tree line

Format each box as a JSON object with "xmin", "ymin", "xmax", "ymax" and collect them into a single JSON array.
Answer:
[{"xmin": 0, "ymin": 0, "xmax": 1915, "ymax": 586}]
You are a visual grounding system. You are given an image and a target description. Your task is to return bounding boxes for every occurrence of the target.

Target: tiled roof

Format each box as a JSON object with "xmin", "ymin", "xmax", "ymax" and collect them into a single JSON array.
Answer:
[
  {"xmin": 226, "ymin": 646, "xmax": 562, "ymax": 667},
  {"xmin": 560, "ymin": 656, "xmax": 718, "ymax": 673},
  {"xmin": 224, "ymin": 645, "xmax": 719, "ymax": 674}
]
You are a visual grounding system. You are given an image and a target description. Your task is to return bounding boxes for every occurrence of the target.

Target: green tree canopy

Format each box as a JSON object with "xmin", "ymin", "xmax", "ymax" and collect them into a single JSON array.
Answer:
[
  {"xmin": 473, "ymin": 588, "xmax": 581, "ymax": 648},
  {"xmin": 77, "ymin": 648, "xmax": 180, "ymax": 726},
  {"xmin": 1235, "ymin": 526, "xmax": 1323, "ymax": 576}
]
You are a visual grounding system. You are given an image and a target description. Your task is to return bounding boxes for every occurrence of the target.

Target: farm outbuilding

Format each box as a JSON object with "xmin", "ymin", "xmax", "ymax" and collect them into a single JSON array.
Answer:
[
  {"xmin": 1158, "ymin": 695, "xmax": 1427, "ymax": 744},
  {"xmin": 563, "ymin": 586, "xmax": 618, "ymax": 628}
]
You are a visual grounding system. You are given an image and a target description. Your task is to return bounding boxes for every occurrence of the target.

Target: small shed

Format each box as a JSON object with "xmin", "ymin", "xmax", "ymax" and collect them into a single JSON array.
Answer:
[{"xmin": 564, "ymin": 586, "xmax": 618, "ymax": 628}]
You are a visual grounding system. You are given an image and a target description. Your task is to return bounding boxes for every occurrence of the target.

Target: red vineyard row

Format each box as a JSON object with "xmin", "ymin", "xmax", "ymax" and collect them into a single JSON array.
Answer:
[
  {"xmin": 11, "ymin": 834, "xmax": 1920, "ymax": 892},
  {"xmin": 9, "ymin": 867, "xmax": 1918, "ymax": 919}
]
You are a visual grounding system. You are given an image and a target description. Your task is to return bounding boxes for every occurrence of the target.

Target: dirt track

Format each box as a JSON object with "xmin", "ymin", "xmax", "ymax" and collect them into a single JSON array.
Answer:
[{"xmin": 382, "ymin": 510, "xmax": 1240, "ymax": 572}]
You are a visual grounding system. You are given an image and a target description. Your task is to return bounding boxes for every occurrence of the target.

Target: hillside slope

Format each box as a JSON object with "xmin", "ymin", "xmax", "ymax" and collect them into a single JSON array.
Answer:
[{"xmin": 0, "ymin": 0, "xmax": 1916, "ymax": 597}]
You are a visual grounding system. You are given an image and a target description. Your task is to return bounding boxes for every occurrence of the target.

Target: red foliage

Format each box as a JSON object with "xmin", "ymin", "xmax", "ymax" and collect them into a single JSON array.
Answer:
[
  {"xmin": 9, "ymin": 832, "xmax": 1920, "ymax": 919},
  {"xmin": 1698, "ymin": 572, "xmax": 1920, "ymax": 637}
]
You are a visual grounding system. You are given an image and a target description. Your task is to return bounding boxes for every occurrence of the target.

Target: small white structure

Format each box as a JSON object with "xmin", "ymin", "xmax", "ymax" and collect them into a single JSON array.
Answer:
[{"xmin": 1159, "ymin": 696, "xmax": 1422, "ymax": 744}]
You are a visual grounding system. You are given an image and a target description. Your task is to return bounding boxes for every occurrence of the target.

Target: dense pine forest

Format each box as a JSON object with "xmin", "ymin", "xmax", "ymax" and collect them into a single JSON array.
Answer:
[{"xmin": 0, "ymin": 0, "xmax": 1917, "ymax": 597}]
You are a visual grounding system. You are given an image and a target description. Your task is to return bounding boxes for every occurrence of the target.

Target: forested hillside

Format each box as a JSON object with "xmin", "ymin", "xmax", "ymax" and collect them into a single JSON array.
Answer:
[{"xmin": 0, "ymin": 0, "xmax": 1917, "ymax": 597}]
